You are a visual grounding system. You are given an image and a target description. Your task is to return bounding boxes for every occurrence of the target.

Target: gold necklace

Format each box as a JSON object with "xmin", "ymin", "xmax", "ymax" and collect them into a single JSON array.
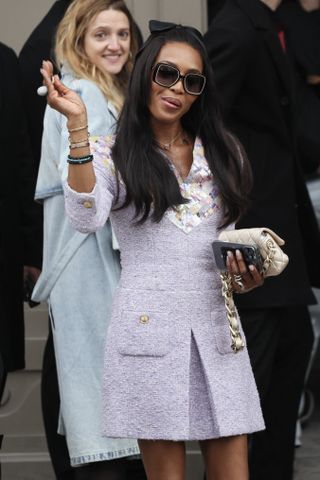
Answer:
[{"xmin": 154, "ymin": 130, "xmax": 183, "ymax": 151}]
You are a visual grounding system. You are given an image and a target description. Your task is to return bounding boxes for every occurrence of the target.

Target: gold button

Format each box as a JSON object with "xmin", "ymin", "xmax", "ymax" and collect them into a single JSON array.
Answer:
[
  {"xmin": 83, "ymin": 201, "xmax": 92, "ymax": 209},
  {"xmin": 139, "ymin": 314, "xmax": 149, "ymax": 324}
]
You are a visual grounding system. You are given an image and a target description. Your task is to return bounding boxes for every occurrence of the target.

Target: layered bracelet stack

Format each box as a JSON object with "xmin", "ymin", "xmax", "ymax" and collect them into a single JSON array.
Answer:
[
  {"xmin": 68, "ymin": 132, "xmax": 90, "ymax": 149},
  {"xmin": 67, "ymin": 124, "xmax": 93, "ymax": 165}
]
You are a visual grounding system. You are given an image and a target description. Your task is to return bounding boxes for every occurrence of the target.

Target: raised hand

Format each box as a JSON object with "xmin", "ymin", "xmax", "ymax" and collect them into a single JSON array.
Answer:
[{"xmin": 40, "ymin": 60, "xmax": 87, "ymax": 122}]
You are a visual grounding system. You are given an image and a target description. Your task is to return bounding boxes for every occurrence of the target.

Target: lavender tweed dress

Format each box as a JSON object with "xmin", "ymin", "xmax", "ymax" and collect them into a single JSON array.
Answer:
[{"xmin": 64, "ymin": 136, "xmax": 265, "ymax": 440}]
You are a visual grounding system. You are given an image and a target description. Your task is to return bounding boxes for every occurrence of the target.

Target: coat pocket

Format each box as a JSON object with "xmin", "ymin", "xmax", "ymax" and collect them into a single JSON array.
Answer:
[
  {"xmin": 117, "ymin": 310, "xmax": 171, "ymax": 357},
  {"xmin": 211, "ymin": 309, "xmax": 245, "ymax": 355}
]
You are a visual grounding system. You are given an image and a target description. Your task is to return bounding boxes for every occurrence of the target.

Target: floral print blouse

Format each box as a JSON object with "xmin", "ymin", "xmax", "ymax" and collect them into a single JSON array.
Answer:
[{"xmin": 90, "ymin": 135, "xmax": 222, "ymax": 234}]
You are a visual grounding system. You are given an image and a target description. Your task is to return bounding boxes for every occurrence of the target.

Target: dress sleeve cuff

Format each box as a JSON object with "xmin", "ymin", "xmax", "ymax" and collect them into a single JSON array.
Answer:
[{"xmin": 63, "ymin": 181, "xmax": 101, "ymax": 233}]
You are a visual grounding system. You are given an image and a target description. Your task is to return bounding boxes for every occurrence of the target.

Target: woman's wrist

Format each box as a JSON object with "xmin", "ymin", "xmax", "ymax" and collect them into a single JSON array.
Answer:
[
  {"xmin": 66, "ymin": 107, "xmax": 93, "ymax": 161},
  {"xmin": 67, "ymin": 113, "xmax": 90, "ymax": 158},
  {"xmin": 67, "ymin": 113, "xmax": 88, "ymax": 132},
  {"xmin": 69, "ymin": 146, "xmax": 91, "ymax": 159}
]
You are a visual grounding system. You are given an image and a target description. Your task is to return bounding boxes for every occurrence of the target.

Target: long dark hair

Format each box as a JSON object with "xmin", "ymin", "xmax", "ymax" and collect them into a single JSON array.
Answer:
[{"xmin": 112, "ymin": 24, "xmax": 252, "ymax": 227}]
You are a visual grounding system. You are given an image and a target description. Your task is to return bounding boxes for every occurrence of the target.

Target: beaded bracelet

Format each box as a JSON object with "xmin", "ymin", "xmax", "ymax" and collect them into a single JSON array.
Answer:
[{"xmin": 67, "ymin": 154, "xmax": 93, "ymax": 165}]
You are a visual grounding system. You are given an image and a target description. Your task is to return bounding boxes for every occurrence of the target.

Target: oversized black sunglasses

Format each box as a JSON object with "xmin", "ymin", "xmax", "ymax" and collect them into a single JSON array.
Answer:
[{"xmin": 152, "ymin": 63, "xmax": 206, "ymax": 96}]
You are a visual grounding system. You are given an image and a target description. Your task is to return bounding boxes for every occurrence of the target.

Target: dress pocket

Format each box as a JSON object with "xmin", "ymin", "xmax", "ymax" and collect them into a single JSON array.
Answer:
[
  {"xmin": 117, "ymin": 310, "xmax": 171, "ymax": 357},
  {"xmin": 211, "ymin": 309, "xmax": 245, "ymax": 355}
]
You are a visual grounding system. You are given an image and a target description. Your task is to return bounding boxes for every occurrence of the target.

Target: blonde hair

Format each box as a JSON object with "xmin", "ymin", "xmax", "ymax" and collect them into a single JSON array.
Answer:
[{"xmin": 55, "ymin": 0, "xmax": 139, "ymax": 112}]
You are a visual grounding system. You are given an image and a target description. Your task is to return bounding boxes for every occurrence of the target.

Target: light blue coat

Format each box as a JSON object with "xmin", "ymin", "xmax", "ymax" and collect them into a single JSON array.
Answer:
[{"xmin": 32, "ymin": 68, "xmax": 139, "ymax": 465}]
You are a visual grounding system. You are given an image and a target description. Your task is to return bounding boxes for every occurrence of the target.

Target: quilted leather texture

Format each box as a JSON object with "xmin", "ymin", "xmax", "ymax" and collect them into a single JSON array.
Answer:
[{"xmin": 218, "ymin": 228, "xmax": 289, "ymax": 277}]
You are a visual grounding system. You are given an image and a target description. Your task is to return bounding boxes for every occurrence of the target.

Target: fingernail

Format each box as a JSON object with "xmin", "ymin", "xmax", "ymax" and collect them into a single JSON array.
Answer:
[
  {"xmin": 249, "ymin": 265, "xmax": 254, "ymax": 271},
  {"xmin": 236, "ymin": 249, "xmax": 242, "ymax": 257},
  {"xmin": 227, "ymin": 251, "xmax": 233, "ymax": 258}
]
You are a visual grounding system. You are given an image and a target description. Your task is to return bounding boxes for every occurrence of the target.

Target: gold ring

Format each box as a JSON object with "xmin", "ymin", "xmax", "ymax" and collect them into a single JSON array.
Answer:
[{"xmin": 234, "ymin": 274, "xmax": 244, "ymax": 290}]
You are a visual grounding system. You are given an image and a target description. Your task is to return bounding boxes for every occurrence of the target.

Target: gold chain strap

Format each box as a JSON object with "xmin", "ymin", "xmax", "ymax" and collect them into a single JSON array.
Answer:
[
  {"xmin": 219, "ymin": 271, "xmax": 245, "ymax": 353},
  {"xmin": 261, "ymin": 233, "xmax": 276, "ymax": 276},
  {"xmin": 219, "ymin": 232, "xmax": 276, "ymax": 353}
]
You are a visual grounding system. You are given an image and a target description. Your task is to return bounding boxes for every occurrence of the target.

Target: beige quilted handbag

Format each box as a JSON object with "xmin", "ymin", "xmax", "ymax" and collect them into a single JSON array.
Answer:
[
  {"xmin": 218, "ymin": 227, "xmax": 289, "ymax": 277},
  {"xmin": 217, "ymin": 228, "xmax": 289, "ymax": 353}
]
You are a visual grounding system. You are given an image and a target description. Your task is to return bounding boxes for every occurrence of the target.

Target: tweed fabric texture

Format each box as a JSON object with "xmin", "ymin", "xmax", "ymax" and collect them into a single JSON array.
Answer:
[{"xmin": 64, "ymin": 136, "xmax": 265, "ymax": 440}]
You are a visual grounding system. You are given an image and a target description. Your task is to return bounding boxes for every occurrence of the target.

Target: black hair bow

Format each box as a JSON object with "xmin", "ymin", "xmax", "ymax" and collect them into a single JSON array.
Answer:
[
  {"xmin": 134, "ymin": 19, "xmax": 205, "ymax": 60},
  {"xmin": 149, "ymin": 20, "xmax": 181, "ymax": 33},
  {"xmin": 148, "ymin": 19, "xmax": 204, "ymax": 42}
]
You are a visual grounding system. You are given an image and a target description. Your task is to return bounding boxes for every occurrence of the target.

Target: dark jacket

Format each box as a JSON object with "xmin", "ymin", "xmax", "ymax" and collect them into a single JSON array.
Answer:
[
  {"xmin": 0, "ymin": 43, "xmax": 42, "ymax": 372},
  {"xmin": 19, "ymin": 0, "xmax": 71, "ymax": 171},
  {"xmin": 277, "ymin": 2, "xmax": 320, "ymax": 175},
  {"xmin": 204, "ymin": 0, "xmax": 320, "ymax": 308}
]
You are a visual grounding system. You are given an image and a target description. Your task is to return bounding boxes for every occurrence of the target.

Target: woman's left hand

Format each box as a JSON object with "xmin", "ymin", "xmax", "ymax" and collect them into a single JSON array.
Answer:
[
  {"xmin": 40, "ymin": 60, "xmax": 87, "ymax": 122},
  {"xmin": 226, "ymin": 249, "xmax": 264, "ymax": 293}
]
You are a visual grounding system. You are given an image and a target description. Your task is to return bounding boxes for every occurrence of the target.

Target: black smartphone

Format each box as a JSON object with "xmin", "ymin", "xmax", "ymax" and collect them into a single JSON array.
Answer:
[{"xmin": 212, "ymin": 240, "xmax": 263, "ymax": 272}]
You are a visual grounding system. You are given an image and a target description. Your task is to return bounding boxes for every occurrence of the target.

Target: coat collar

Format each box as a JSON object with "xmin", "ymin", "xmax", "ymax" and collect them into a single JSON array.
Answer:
[{"xmin": 236, "ymin": 0, "xmax": 293, "ymax": 96}]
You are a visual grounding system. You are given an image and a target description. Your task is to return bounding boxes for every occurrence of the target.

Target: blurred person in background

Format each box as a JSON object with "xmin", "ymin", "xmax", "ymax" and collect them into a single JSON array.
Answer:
[
  {"xmin": 278, "ymin": 0, "xmax": 320, "ymax": 177},
  {"xmin": 0, "ymin": 40, "xmax": 41, "ymax": 476},
  {"xmin": 31, "ymin": 1, "xmax": 145, "ymax": 478},
  {"xmin": 204, "ymin": 0, "xmax": 320, "ymax": 478},
  {"xmin": 278, "ymin": 0, "xmax": 320, "ymax": 443},
  {"xmin": 19, "ymin": 2, "xmax": 75, "ymax": 477}
]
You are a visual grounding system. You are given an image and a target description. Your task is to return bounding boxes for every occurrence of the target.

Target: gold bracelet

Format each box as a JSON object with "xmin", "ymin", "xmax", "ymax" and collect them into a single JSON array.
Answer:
[
  {"xmin": 68, "ymin": 135, "xmax": 89, "ymax": 143},
  {"xmin": 69, "ymin": 141, "xmax": 90, "ymax": 149},
  {"xmin": 68, "ymin": 124, "xmax": 88, "ymax": 133}
]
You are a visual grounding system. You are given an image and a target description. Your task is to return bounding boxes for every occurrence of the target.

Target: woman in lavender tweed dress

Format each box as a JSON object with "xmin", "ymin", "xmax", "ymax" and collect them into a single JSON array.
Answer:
[{"xmin": 41, "ymin": 20, "xmax": 265, "ymax": 480}]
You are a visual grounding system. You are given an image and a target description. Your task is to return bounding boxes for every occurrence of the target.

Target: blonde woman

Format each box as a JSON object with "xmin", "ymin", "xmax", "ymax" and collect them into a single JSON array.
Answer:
[{"xmin": 32, "ymin": 0, "xmax": 141, "ymax": 477}]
